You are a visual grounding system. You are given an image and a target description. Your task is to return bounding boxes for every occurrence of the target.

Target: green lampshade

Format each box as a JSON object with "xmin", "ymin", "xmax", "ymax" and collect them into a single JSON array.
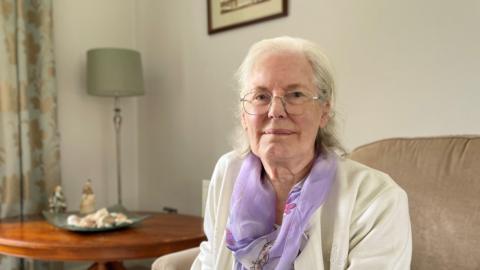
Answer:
[{"xmin": 87, "ymin": 48, "xmax": 145, "ymax": 97}]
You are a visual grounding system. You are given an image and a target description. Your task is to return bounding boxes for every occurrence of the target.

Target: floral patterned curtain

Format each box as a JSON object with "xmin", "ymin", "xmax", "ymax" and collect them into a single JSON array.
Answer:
[{"xmin": 0, "ymin": 0, "xmax": 61, "ymax": 269}]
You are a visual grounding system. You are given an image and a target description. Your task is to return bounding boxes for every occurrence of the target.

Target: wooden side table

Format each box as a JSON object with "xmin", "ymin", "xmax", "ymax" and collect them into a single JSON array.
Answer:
[{"xmin": 0, "ymin": 212, "xmax": 205, "ymax": 270}]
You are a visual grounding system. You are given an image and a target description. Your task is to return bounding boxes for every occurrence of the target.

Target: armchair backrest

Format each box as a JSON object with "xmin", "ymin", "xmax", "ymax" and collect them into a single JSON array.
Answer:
[{"xmin": 349, "ymin": 136, "xmax": 480, "ymax": 270}]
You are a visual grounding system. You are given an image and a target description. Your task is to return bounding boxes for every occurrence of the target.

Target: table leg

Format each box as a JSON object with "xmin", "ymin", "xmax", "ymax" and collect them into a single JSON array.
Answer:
[
  {"xmin": 88, "ymin": 261, "xmax": 126, "ymax": 270},
  {"xmin": 87, "ymin": 263, "xmax": 106, "ymax": 270}
]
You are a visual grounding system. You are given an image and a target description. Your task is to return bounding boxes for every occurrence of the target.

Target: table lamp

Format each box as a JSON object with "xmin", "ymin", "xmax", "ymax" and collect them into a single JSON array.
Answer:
[{"xmin": 87, "ymin": 48, "xmax": 144, "ymax": 205}]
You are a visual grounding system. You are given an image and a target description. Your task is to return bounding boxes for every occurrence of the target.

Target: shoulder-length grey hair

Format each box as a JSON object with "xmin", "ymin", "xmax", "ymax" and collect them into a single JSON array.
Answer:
[{"xmin": 232, "ymin": 36, "xmax": 344, "ymax": 155}]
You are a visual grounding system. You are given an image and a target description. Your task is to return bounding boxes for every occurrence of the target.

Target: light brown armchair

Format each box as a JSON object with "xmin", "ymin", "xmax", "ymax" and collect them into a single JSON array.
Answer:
[
  {"xmin": 153, "ymin": 136, "xmax": 480, "ymax": 270},
  {"xmin": 349, "ymin": 136, "xmax": 480, "ymax": 270}
]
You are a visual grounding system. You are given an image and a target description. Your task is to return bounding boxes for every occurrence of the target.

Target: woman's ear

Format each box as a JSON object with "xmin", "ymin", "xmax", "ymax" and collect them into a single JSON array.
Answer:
[
  {"xmin": 241, "ymin": 112, "xmax": 248, "ymax": 131},
  {"xmin": 319, "ymin": 101, "xmax": 331, "ymax": 128}
]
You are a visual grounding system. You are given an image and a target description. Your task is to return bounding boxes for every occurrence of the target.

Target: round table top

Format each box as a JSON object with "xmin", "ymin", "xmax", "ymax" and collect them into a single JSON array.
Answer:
[{"xmin": 0, "ymin": 212, "xmax": 205, "ymax": 262}]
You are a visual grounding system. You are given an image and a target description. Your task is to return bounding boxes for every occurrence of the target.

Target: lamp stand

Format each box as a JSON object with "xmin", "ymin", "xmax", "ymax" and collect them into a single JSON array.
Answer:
[{"xmin": 113, "ymin": 97, "xmax": 123, "ymax": 205}]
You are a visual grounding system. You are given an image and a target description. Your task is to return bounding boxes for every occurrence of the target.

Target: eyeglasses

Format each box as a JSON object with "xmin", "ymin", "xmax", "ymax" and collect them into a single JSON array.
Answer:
[{"xmin": 240, "ymin": 89, "xmax": 323, "ymax": 115}]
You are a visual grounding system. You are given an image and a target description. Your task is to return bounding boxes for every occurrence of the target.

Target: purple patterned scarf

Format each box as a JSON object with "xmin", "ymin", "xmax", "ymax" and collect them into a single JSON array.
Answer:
[{"xmin": 226, "ymin": 152, "xmax": 337, "ymax": 270}]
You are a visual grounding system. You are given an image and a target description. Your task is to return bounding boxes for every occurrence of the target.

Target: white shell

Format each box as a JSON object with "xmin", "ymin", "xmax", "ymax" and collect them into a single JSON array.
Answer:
[
  {"xmin": 67, "ymin": 215, "xmax": 80, "ymax": 226},
  {"xmin": 69, "ymin": 208, "xmax": 131, "ymax": 228}
]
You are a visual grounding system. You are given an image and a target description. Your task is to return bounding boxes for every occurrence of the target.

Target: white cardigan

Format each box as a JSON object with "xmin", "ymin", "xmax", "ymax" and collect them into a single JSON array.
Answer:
[{"xmin": 192, "ymin": 151, "xmax": 412, "ymax": 270}]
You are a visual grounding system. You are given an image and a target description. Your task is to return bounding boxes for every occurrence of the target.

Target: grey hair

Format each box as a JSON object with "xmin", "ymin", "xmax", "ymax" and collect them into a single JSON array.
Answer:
[{"xmin": 231, "ymin": 36, "xmax": 344, "ymax": 155}]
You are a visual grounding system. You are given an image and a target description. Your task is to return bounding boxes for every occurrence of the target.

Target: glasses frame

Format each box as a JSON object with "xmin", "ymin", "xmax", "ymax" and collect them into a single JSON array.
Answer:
[{"xmin": 240, "ymin": 90, "xmax": 324, "ymax": 116}]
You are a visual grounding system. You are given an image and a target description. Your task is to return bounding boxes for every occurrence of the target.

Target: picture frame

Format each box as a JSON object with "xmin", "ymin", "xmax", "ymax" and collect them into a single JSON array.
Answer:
[{"xmin": 207, "ymin": 0, "xmax": 288, "ymax": 34}]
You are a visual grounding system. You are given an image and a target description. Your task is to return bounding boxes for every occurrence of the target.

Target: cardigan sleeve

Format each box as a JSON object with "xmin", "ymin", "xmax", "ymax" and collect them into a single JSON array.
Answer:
[{"xmin": 346, "ymin": 185, "xmax": 412, "ymax": 270}]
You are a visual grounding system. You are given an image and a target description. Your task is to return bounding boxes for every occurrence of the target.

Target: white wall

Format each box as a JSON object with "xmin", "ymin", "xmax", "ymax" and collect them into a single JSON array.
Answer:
[
  {"xmin": 135, "ymin": 0, "xmax": 480, "ymax": 215},
  {"xmin": 54, "ymin": 0, "xmax": 141, "ymax": 210},
  {"xmin": 54, "ymin": 0, "xmax": 480, "ymax": 216}
]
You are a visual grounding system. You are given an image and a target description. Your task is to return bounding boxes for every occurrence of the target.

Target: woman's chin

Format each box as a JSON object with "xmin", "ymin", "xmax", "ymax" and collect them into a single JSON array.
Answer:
[{"xmin": 258, "ymin": 145, "xmax": 293, "ymax": 161}]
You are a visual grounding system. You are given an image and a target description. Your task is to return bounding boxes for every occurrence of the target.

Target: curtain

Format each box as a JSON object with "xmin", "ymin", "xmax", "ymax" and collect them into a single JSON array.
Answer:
[{"xmin": 0, "ymin": 0, "xmax": 61, "ymax": 269}]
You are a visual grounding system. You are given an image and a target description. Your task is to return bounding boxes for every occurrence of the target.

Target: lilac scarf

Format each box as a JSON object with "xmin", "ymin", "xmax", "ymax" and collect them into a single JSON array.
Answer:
[{"xmin": 226, "ymin": 152, "xmax": 337, "ymax": 270}]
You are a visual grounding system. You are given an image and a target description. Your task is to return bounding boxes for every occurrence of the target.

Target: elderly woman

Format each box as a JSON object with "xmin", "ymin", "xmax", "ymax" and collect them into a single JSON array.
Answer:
[{"xmin": 191, "ymin": 37, "xmax": 411, "ymax": 270}]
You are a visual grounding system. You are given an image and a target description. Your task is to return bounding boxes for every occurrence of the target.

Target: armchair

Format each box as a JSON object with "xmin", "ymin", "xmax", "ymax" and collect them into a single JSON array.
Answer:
[{"xmin": 153, "ymin": 136, "xmax": 480, "ymax": 270}]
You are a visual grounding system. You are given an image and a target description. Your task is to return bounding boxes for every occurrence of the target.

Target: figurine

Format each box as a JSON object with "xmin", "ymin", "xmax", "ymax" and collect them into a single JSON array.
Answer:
[
  {"xmin": 79, "ymin": 179, "xmax": 96, "ymax": 214},
  {"xmin": 48, "ymin": 185, "xmax": 67, "ymax": 213}
]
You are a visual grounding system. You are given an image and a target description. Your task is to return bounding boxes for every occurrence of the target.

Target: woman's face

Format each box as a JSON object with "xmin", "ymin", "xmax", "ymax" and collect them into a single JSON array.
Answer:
[{"xmin": 241, "ymin": 51, "xmax": 331, "ymax": 163}]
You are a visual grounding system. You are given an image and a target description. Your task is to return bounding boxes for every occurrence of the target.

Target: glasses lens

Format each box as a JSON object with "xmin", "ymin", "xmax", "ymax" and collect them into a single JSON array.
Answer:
[
  {"xmin": 283, "ymin": 91, "xmax": 313, "ymax": 115},
  {"xmin": 242, "ymin": 91, "xmax": 271, "ymax": 115}
]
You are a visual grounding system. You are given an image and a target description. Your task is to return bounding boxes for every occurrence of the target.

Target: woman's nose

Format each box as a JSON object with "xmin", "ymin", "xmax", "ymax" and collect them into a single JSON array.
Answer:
[{"xmin": 267, "ymin": 96, "xmax": 287, "ymax": 118}]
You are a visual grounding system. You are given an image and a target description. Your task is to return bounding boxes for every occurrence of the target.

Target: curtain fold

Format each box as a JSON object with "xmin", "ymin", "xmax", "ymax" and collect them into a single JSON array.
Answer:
[{"xmin": 0, "ymin": 0, "xmax": 61, "ymax": 269}]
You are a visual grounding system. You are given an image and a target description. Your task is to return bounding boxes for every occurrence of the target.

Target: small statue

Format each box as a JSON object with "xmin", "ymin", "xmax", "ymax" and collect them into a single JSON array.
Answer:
[
  {"xmin": 79, "ymin": 179, "xmax": 96, "ymax": 214},
  {"xmin": 48, "ymin": 185, "xmax": 67, "ymax": 213}
]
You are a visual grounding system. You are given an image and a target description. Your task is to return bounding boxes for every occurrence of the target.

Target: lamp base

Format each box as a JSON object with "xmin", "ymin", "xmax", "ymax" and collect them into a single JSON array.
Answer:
[{"xmin": 113, "ymin": 97, "xmax": 123, "ymax": 205}]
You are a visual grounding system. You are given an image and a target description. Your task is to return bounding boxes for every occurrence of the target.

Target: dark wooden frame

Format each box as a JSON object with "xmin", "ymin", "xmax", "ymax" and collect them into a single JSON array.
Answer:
[{"xmin": 207, "ymin": 0, "xmax": 288, "ymax": 34}]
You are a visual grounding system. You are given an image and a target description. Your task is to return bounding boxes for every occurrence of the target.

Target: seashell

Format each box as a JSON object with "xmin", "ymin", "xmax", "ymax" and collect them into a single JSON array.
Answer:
[
  {"xmin": 67, "ymin": 215, "xmax": 80, "ymax": 226},
  {"xmin": 98, "ymin": 215, "xmax": 116, "ymax": 228},
  {"xmin": 69, "ymin": 208, "xmax": 132, "ymax": 228},
  {"xmin": 79, "ymin": 217, "xmax": 97, "ymax": 228},
  {"xmin": 114, "ymin": 213, "xmax": 133, "ymax": 225}
]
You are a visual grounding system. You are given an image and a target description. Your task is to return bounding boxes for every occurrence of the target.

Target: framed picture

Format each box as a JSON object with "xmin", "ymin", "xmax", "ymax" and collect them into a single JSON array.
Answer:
[{"xmin": 208, "ymin": 0, "xmax": 288, "ymax": 34}]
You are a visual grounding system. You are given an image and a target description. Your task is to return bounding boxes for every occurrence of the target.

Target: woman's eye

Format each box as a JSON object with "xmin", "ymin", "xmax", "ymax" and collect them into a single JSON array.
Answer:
[
  {"xmin": 254, "ymin": 93, "xmax": 270, "ymax": 101},
  {"xmin": 289, "ymin": 91, "xmax": 306, "ymax": 98}
]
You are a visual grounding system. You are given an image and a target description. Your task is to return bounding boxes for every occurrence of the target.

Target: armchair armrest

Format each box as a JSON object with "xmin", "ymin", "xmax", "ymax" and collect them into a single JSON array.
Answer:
[{"xmin": 152, "ymin": 247, "xmax": 200, "ymax": 270}]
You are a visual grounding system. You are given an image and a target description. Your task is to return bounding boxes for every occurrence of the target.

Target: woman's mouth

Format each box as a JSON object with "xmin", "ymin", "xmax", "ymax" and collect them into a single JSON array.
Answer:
[{"xmin": 263, "ymin": 129, "xmax": 295, "ymax": 135}]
